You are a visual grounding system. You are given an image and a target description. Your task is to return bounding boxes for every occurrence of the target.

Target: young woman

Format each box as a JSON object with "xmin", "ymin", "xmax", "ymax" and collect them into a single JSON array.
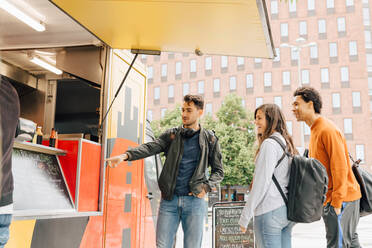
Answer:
[{"xmin": 239, "ymin": 104, "xmax": 297, "ymax": 248}]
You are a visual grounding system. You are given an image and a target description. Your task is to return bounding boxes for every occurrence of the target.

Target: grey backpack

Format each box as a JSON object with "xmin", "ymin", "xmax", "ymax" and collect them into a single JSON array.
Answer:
[{"xmin": 269, "ymin": 136, "xmax": 329, "ymax": 223}]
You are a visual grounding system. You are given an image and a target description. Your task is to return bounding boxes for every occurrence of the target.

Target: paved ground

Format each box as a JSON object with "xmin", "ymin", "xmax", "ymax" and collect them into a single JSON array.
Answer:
[{"xmin": 175, "ymin": 214, "xmax": 372, "ymax": 247}]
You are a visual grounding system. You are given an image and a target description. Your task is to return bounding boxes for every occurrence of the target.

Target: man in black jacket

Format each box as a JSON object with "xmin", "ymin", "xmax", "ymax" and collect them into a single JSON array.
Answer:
[
  {"xmin": 0, "ymin": 76, "xmax": 20, "ymax": 246},
  {"xmin": 106, "ymin": 94, "xmax": 224, "ymax": 248}
]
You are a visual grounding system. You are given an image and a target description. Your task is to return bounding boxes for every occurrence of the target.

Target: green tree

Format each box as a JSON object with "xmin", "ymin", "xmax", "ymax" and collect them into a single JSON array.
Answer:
[{"xmin": 150, "ymin": 94, "xmax": 256, "ymax": 186}]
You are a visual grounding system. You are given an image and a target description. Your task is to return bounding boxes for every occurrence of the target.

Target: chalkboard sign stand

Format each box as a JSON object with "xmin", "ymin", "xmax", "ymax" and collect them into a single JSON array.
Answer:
[{"xmin": 212, "ymin": 201, "xmax": 255, "ymax": 248}]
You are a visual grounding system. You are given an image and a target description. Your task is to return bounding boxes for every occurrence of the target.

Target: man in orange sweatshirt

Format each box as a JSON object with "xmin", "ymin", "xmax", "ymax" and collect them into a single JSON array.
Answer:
[{"xmin": 292, "ymin": 87, "xmax": 361, "ymax": 248}]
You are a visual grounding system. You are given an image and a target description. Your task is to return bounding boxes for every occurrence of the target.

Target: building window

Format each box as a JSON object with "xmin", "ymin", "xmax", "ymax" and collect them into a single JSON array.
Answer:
[
  {"xmin": 161, "ymin": 108, "xmax": 167, "ymax": 118},
  {"xmin": 304, "ymin": 123, "xmax": 311, "ymax": 136},
  {"xmin": 206, "ymin": 103, "xmax": 213, "ymax": 116},
  {"xmin": 329, "ymin": 42, "xmax": 338, "ymax": 63},
  {"xmin": 213, "ymin": 78, "xmax": 220, "ymax": 93},
  {"xmin": 205, "ymin": 57, "xmax": 212, "ymax": 71},
  {"xmin": 256, "ymin": 97, "xmax": 263, "ymax": 108},
  {"xmin": 198, "ymin": 81, "xmax": 204, "ymax": 94},
  {"xmin": 337, "ymin": 17, "xmax": 346, "ymax": 35},
  {"xmin": 344, "ymin": 118, "xmax": 353, "ymax": 139},
  {"xmin": 352, "ymin": 91, "xmax": 361, "ymax": 113},
  {"xmin": 365, "ymin": 31, "xmax": 372, "ymax": 49},
  {"xmin": 168, "ymin": 85, "xmax": 174, "ymax": 98},
  {"xmin": 327, "ymin": 0, "xmax": 334, "ymax": 12},
  {"xmin": 147, "ymin": 110, "xmax": 153, "ymax": 122},
  {"xmin": 237, "ymin": 57, "xmax": 244, "ymax": 66},
  {"xmin": 356, "ymin": 144, "xmax": 365, "ymax": 164},
  {"xmin": 154, "ymin": 87, "xmax": 160, "ymax": 99},
  {"xmin": 271, "ymin": 0, "xmax": 278, "ymax": 16},
  {"xmin": 310, "ymin": 44, "xmax": 318, "ymax": 63},
  {"xmin": 286, "ymin": 121, "xmax": 293, "ymax": 135},
  {"xmin": 363, "ymin": 8, "xmax": 371, "ymax": 26},
  {"xmin": 346, "ymin": 0, "xmax": 354, "ymax": 7},
  {"xmin": 221, "ymin": 56, "xmax": 228, "ymax": 68},
  {"xmin": 273, "ymin": 48, "xmax": 280, "ymax": 63},
  {"xmin": 321, "ymin": 68, "xmax": 329, "ymax": 87},
  {"xmin": 161, "ymin": 64, "xmax": 167, "ymax": 81},
  {"xmin": 332, "ymin": 93, "xmax": 341, "ymax": 114},
  {"xmin": 274, "ymin": 96, "xmax": 282, "ymax": 108},
  {"xmin": 175, "ymin": 61, "xmax": 182, "ymax": 76},
  {"xmin": 291, "ymin": 47, "xmax": 298, "ymax": 65},
  {"xmin": 308, "ymin": 0, "xmax": 315, "ymax": 15},
  {"xmin": 302, "ymin": 69, "xmax": 310, "ymax": 85},
  {"xmin": 246, "ymin": 74, "xmax": 254, "ymax": 93},
  {"xmin": 264, "ymin": 72, "xmax": 272, "ymax": 90},
  {"xmin": 340, "ymin": 66, "xmax": 349, "ymax": 87},
  {"xmin": 241, "ymin": 99, "xmax": 246, "ymax": 107},
  {"xmin": 289, "ymin": 0, "xmax": 296, "ymax": 16},
  {"xmin": 282, "ymin": 71, "xmax": 291, "ymax": 86},
  {"xmin": 183, "ymin": 83, "xmax": 189, "ymax": 96},
  {"xmin": 190, "ymin": 59, "xmax": 196, "ymax": 72},
  {"xmin": 148, "ymin": 66, "xmax": 153, "ymax": 79},
  {"xmin": 281, "ymin": 23, "xmax": 289, "ymax": 41},
  {"xmin": 349, "ymin": 41, "xmax": 358, "ymax": 61},
  {"xmin": 229, "ymin": 76, "xmax": 237, "ymax": 91},
  {"xmin": 318, "ymin": 19, "xmax": 326, "ymax": 39},
  {"xmin": 299, "ymin": 21, "xmax": 307, "ymax": 38}
]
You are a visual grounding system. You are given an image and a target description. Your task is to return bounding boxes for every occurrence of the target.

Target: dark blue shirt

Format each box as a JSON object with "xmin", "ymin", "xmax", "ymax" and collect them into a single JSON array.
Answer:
[{"xmin": 174, "ymin": 131, "xmax": 201, "ymax": 196}]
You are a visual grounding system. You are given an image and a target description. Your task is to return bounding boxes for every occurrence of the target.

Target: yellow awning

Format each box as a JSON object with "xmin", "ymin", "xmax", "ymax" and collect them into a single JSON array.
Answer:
[{"xmin": 51, "ymin": 0, "xmax": 274, "ymax": 58}]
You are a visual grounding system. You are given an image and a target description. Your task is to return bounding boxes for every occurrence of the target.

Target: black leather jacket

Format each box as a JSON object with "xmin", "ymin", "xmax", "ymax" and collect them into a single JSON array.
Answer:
[{"xmin": 126, "ymin": 126, "xmax": 224, "ymax": 200}]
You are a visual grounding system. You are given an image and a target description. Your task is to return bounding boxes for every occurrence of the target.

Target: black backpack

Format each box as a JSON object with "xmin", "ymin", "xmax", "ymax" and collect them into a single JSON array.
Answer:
[
  {"xmin": 350, "ymin": 154, "xmax": 372, "ymax": 216},
  {"xmin": 268, "ymin": 136, "xmax": 329, "ymax": 223}
]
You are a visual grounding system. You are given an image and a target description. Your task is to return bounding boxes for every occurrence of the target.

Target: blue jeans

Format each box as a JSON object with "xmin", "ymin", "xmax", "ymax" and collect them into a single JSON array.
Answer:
[
  {"xmin": 0, "ymin": 214, "xmax": 12, "ymax": 248},
  {"xmin": 156, "ymin": 195, "xmax": 206, "ymax": 248},
  {"xmin": 254, "ymin": 205, "xmax": 295, "ymax": 248}
]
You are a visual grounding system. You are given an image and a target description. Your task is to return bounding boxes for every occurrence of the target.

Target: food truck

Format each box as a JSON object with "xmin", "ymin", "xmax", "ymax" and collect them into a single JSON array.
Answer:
[{"xmin": 0, "ymin": 0, "xmax": 274, "ymax": 247}]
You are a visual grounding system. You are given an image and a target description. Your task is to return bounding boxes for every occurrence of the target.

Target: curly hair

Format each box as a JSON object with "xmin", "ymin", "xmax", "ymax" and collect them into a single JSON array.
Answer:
[
  {"xmin": 183, "ymin": 94, "xmax": 204, "ymax": 110},
  {"xmin": 293, "ymin": 87, "xmax": 322, "ymax": 114}
]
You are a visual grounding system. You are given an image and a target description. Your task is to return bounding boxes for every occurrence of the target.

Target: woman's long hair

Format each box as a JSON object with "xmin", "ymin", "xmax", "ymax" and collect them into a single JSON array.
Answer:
[{"xmin": 254, "ymin": 104, "xmax": 298, "ymax": 158}]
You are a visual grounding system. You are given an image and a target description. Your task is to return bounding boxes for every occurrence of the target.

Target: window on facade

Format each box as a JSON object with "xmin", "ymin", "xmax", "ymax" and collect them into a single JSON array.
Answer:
[
  {"xmin": 308, "ymin": 0, "xmax": 315, "ymax": 11},
  {"xmin": 206, "ymin": 103, "xmax": 213, "ymax": 115},
  {"xmin": 318, "ymin": 19, "xmax": 326, "ymax": 34},
  {"xmin": 321, "ymin": 68, "xmax": 329, "ymax": 83},
  {"xmin": 168, "ymin": 85, "xmax": 174, "ymax": 98},
  {"xmin": 289, "ymin": 0, "xmax": 296, "ymax": 13},
  {"xmin": 337, "ymin": 17, "xmax": 346, "ymax": 32},
  {"xmin": 283, "ymin": 71, "xmax": 291, "ymax": 85},
  {"xmin": 230, "ymin": 76, "xmax": 237, "ymax": 90},
  {"xmin": 299, "ymin": 21, "xmax": 307, "ymax": 36},
  {"xmin": 205, "ymin": 57, "xmax": 212, "ymax": 71},
  {"xmin": 161, "ymin": 64, "xmax": 167, "ymax": 77},
  {"xmin": 352, "ymin": 92, "xmax": 361, "ymax": 107},
  {"xmin": 237, "ymin": 57, "xmax": 245, "ymax": 66},
  {"xmin": 291, "ymin": 47, "xmax": 298, "ymax": 61},
  {"xmin": 213, "ymin": 78, "xmax": 220, "ymax": 92},
  {"xmin": 356, "ymin": 145, "xmax": 365, "ymax": 163},
  {"xmin": 241, "ymin": 99, "xmax": 246, "ymax": 107},
  {"xmin": 190, "ymin": 59, "xmax": 196, "ymax": 72},
  {"xmin": 221, "ymin": 56, "xmax": 228, "ymax": 68},
  {"xmin": 346, "ymin": 0, "xmax": 354, "ymax": 6},
  {"xmin": 363, "ymin": 8, "xmax": 371, "ymax": 26},
  {"xmin": 148, "ymin": 66, "xmax": 153, "ymax": 79},
  {"xmin": 141, "ymin": 55, "xmax": 147, "ymax": 60},
  {"xmin": 302, "ymin": 69, "xmax": 310, "ymax": 84},
  {"xmin": 329, "ymin": 43, "xmax": 338, "ymax": 58},
  {"xmin": 256, "ymin": 97, "xmax": 263, "ymax": 108},
  {"xmin": 344, "ymin": 118, "xmax": 353, "ymax": 134},
  {"xmin": 281, "ymin": 23, "xmax": 289, "ymax": 37},
  {"xmin": 183, "ymin": 83, "xmax": 189, "ymax": 96},
  {"xmin": 349, "ymin": 41, "xmax": 358, "ymax": 56},
  {"xmin": 273, "ymin": 48, "xmax": 280, "ymax": 62},
  {"xmin": 271, "ymin": 0, "xmax": 278, "ymax": 14},
  {"xmin": 154, "ymin": 87, "xmax": 160, "ymax": 100},
  {"xmin": 161, "ymin": 108, "xmax": 167, "ymax": 118},
  {"xmin": 304, "ymin": 122, "xmax": 311, "ymax": 135},
  {"xmin": 274, "ymin": 96, "xmax": 282, "ymax": 108},
  {"xmin": 365, "ymin": 31, "xmax": 372, "ymax": 48},
  {"xmin": 246, "ymin": 74, "xmax": 253, "ymax": 88},
  {"xmin": 332, "ymin": 93, "xmax": 341, "ymax": 108},
  {"xmin": 310, "ymin": 45, "xmax": 318, "ymax": 59},
  {"xmin": 175, "ymin": 61, "xmax": 182, "ymax": 75},
  {"xmin": 147, "ymin": 110, "xmax": 153, "ymax": 121},
  {"xmin": 254, "ymin": 58, "xmax": 262, "ymax": 63},
  {"xmin": 341, "ymin": 67, "xmax": 349, "ymax": 82},
  {"xmin": 264, "ymin": 72, "xmax": 272, "ymax": 87},
  {"xmin": 198, "ymin": 81, "xmax": 204, "ymax": 94},
  {"xmin": 286, "ymin": 121, "xmax": 293, "ymax": 135},
  {"xmin": 327, "ymin": 0, "xmax": 334, "ymax": 9}
]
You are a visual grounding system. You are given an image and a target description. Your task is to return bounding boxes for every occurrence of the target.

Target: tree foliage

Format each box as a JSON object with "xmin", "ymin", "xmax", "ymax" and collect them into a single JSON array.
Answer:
[{"xmin": 150, "ymin": 94, "xmax": 257, "ymax": 186}]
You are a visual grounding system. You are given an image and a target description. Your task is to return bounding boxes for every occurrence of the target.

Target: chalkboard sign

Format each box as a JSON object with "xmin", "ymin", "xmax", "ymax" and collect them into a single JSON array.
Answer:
[
  {"xmin": 213, "ymin": 202, "xmax": 254, "ymax": 248},
  {"xmin": 12, "ymin": 149, "xmax": 74, "ymax": 213}
]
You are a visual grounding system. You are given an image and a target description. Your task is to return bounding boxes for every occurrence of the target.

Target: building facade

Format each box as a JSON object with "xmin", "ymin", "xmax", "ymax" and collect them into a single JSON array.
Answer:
[{"xmin": 141, "ymin": 0, "xmax": 372, "ymax": 169}]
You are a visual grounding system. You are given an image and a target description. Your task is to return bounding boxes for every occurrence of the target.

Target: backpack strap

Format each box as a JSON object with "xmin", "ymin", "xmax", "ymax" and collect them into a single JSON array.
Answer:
[{"xmin": 267, "ymin": 136, "xmax": 289, "ymax": 206}]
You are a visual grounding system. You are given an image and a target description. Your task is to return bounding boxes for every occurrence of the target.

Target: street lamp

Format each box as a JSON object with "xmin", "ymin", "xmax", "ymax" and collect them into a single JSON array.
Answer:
[{"xmin": 280, "ymin": 38, "xmax": 316, "ymax": 155}]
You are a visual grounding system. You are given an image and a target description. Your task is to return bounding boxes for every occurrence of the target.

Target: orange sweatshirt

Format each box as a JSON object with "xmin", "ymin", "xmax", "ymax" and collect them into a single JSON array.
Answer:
[{"xmin": 309, "ymin": 117, "xmax": 361, "ymax": 208}]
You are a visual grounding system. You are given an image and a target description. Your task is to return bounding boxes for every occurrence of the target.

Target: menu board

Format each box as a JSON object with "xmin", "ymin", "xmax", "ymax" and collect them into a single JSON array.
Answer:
[
  {"xmin": 12, "ymin": 148, "xmax": 74, "ymax": 212},
  {"xmin": 213, "ymin": 203, "xmax": 254, "ymax": 248}
]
